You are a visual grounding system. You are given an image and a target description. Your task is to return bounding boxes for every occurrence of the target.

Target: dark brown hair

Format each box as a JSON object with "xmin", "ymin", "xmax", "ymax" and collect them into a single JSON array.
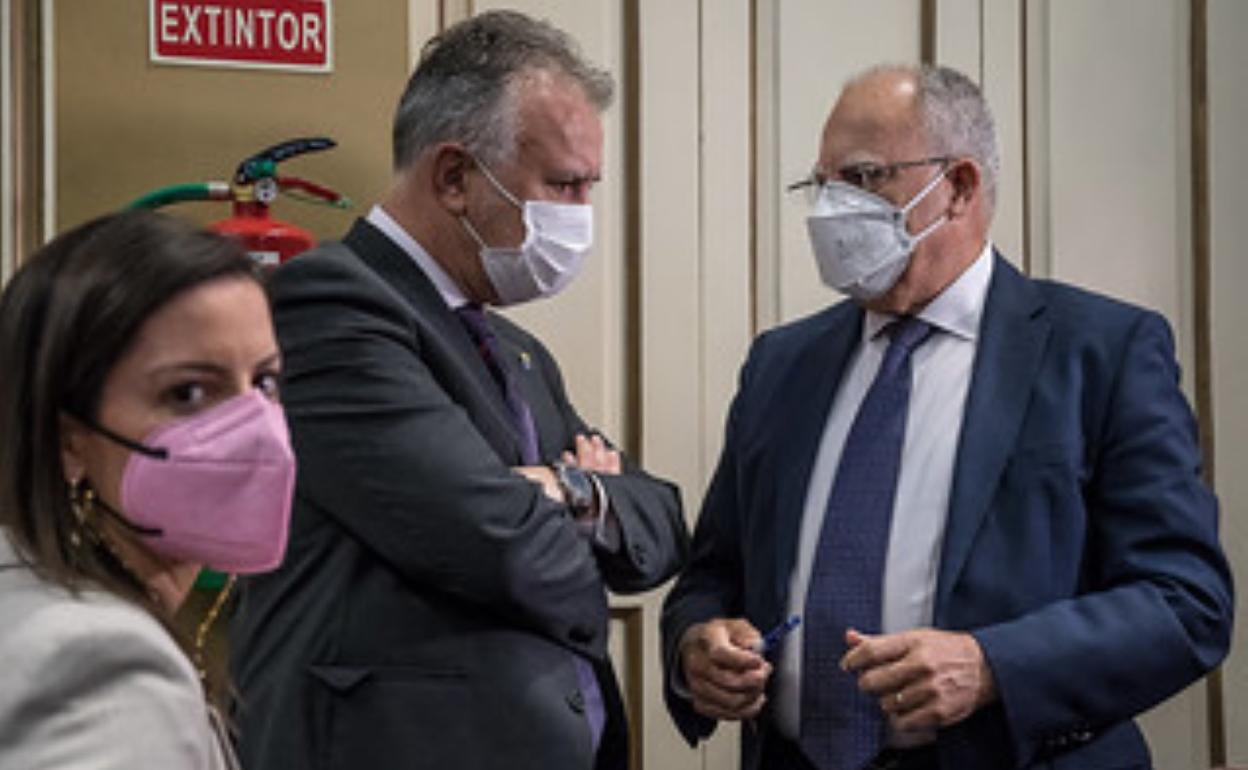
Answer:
[{"xmin": 0, "ymin": 209, "xmax": 259, "ymax": 706}]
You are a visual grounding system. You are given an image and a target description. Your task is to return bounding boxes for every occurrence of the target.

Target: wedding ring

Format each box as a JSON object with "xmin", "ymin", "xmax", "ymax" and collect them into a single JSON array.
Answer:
[{"xmin": 894, "ymin": 691, "xmax": 904, "ymax": 706}]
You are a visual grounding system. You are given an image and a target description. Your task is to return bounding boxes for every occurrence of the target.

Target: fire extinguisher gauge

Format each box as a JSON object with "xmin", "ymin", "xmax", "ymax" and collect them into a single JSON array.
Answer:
[{"xmin": 253, "ymin": 178, "xmax": 280, "ymax": 205}]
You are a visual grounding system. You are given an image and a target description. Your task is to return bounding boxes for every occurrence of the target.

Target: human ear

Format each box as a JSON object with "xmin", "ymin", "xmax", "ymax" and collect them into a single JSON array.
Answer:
[
  {"xmin": 59, "ymin": 413, "xmax": 89, "ymax": 484},
  {"xmin": 430, "ymin": 143, "xmax": 473, "ymax": 217},
  {"xmin": 946, "ymin": 159, "xmax": 982, "ymax": 218}
]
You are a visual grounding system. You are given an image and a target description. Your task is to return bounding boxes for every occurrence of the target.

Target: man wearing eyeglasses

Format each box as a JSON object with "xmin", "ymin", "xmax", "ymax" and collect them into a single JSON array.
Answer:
[{"xmin": 661, "ymin": 63, "xmax": 1232, "ymax": 770}]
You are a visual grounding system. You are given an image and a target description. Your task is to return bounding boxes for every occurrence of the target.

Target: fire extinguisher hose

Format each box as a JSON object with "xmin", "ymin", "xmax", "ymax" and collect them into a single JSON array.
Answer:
[{"xmin": 128, "ymin": 182, "xmax": 233, "ymax": 210}]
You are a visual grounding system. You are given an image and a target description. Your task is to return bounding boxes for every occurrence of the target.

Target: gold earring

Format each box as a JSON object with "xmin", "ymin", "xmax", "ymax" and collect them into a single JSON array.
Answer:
[{"xmin": 67, "ymin": 478, "xmax": 97, "ymax": 549}]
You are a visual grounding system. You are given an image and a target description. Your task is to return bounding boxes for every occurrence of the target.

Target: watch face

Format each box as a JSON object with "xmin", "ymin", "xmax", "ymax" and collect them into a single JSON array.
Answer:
[{"xmin": 557, "ymin": 463, "xmax": 595, "ymax": 512}]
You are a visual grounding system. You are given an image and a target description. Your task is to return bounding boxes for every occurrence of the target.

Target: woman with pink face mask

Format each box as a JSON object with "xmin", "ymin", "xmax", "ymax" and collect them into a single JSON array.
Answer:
[{"xmin": 0, "ymin": 210, "xmax": 296, "ymax": 769}]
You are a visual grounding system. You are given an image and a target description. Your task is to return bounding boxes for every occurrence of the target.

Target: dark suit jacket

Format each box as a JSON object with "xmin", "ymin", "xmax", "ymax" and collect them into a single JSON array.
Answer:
[
  {"xmin": 231, "ymin": 219, "xmax": 688, "ymax": 770},
  {"xmin": 661, "ymin": 255, "xmax": 1233, "ymax": 770}
]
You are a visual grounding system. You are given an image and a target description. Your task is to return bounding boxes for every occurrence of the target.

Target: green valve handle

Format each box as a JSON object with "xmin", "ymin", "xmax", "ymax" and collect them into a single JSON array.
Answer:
[{"xmin": 235, "ymin": 137, "xmax": 336, "ymax": 184}]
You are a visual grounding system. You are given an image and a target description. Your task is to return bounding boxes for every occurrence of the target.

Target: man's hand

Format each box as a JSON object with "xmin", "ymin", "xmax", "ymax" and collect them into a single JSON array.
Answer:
[
  {"xmin": 514, "ymin": 434, "xmax": 619, "ymax": 503},
  {"xmin": 562, "ymin": 433, "xmax": 621, "ymax": 475},
  {"xmin": 514, "ymin": 466, "xmax": 562, "ymax": 501},
  {"xmin": 679, "ymin": 619, "xmax": 772, "ymax": 721},
  {"xmin": 841, "ymin": 628, "xmax": 996, "ymax": 732}
]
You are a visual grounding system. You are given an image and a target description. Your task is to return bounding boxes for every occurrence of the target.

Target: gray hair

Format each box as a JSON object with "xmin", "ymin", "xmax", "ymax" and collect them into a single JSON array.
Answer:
[
  {"xmin": 852, "ymin": 63, "xmax": 1001, "ymax": 211},
  {"xmin": 392, "ymin": 10, "xmax": 614, "ymax": 170}
]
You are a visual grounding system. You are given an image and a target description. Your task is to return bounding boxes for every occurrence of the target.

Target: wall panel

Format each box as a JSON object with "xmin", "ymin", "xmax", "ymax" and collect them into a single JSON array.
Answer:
[
  {"xmin": 934, "ymin": 0, "xmax": 1026, "ymax": 266},
  {"xmin": 934, "ymin": 0, "xmax": 981, "ymax": 81},
  {"xmin": 1044, "ymin": 0, "xmax": 1193, "ymax": 349},
  {"xmin": 1208, "ymin": 0, "xmax": 1248, "ymax": 764},
  {"xmin": 1032, "ymin": 2, "xmax": 1213, "ymax": 767},
  {"xmin": 635, "ymin": 1, "xmax": 704, "ymax": 767},
  {"xmin": 979, "ymin": 0, "xmax": 1025, "ymax": 265},
  {"xmin": 770, "ymin": 0, "xmax": 922, "ymax": 327},
  {"xmin": 697, "ymin": 4, "xmax": 756, "ymax": 765}
]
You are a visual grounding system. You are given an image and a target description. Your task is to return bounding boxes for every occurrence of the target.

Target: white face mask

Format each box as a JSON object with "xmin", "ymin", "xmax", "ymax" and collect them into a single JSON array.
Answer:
[
  {"xmin": 805, "ymin": 168, "xmax": 948, "ymax": 302},
  {"xmin": 460, "ymin": 159, "xmax": 593, "ymax": 307}
]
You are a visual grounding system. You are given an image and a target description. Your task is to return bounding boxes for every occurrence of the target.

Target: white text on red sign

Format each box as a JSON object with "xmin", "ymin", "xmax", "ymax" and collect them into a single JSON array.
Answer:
[{"xmin": 150, "ymin": 0, "xmax": 333, "ymax": 73}]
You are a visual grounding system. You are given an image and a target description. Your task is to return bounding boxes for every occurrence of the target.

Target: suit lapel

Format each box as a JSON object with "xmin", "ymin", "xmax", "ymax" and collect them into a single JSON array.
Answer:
[
  {"xmin": 935, "ymin": 255, "xmax": 1050, "ymax": 620},
  {"xmin": 770, "ymin": 304, "xmax": 864, "ymax": 610},
  {"xmin": 342, "ymin": 219, "xmax": 530, "ymax": 464}
]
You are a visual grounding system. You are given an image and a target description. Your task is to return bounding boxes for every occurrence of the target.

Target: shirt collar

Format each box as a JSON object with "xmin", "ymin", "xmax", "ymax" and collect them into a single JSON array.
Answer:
[
  {"xmin": 864, "ymin": 241, "xmax": 994, "ymax": 342},
  {"xmin": 366, "ymin": 205, "xmax": 469, "ymax": 310}
]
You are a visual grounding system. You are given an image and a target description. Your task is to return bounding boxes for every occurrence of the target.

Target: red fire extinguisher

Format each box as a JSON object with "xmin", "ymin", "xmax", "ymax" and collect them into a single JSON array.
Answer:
[{"xmin": 128, "ymin": 136, "xmax": 348, "ymax": 271}]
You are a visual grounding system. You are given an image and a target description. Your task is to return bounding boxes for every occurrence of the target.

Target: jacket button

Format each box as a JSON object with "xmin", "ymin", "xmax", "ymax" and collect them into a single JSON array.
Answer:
[
  {"xmin": 566, "ymin": 691, "xmax": 585, "ymax": 713},
  {"xmin": 631, "ymin": 543, "xmax": 648, "ymax": 566}
]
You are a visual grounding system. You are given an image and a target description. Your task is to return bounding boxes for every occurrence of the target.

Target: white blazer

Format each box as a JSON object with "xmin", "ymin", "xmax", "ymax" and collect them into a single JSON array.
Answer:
[{"xmin": 0, "ymin": 533, "xmax": 238, "ymax": 769}]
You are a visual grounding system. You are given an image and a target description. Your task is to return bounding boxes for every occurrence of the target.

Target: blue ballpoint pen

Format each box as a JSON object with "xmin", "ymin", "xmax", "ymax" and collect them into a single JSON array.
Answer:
[
  {"xmin": 755, "ymin": 614, "xmax": 801, "ymax": 657},
  {"xmin": 746, "ymin": 615, "xmax": 801, "ymax": 736}
]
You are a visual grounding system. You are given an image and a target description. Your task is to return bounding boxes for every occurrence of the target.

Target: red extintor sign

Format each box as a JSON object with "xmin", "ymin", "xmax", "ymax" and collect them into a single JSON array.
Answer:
[{"xmin": 150, "ymin": 0, "xmax": 332, "ymax": 73}]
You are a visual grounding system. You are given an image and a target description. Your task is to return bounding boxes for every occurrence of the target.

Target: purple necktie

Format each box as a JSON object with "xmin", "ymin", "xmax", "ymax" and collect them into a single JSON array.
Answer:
[
  {"xmin": 800, "ymin": 317, "xmax": 933, "ymax": 770},
  {"xmin": 455, "ymin": 304, "xmax": 541, "ymax": 463},
  {"xmin": 454, "ymin": 303, "xmax": 606, "ymax": 750}
]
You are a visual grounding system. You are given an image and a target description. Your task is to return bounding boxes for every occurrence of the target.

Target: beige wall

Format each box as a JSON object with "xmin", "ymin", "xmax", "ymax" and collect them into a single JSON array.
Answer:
[
  {"xmin": 1025, "ymin": 3, "xmax": 1204, "ymax": 767},
  {"xmin": 7, "ymin": 0, "xmax": 1244, "ymax": 768},
  {"xmin": 54, "ymin": 0, "xmax": 407, "ymax": 240}
]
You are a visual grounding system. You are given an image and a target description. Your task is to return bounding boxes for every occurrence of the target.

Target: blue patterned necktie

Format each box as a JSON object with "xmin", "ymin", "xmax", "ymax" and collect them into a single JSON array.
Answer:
[
  {"xmin": 799, "ymin": 316, "xmax": 934, "ymax": 770},
  {"xmin": 454, "ymin": 303, "xmax": 606, "ymax": 751}
]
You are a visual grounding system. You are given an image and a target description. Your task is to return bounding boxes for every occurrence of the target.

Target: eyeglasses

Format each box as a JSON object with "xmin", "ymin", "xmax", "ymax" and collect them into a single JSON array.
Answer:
[{"xmin": 787, "ymin": 156, "xmax": 953, "ymax": 199}]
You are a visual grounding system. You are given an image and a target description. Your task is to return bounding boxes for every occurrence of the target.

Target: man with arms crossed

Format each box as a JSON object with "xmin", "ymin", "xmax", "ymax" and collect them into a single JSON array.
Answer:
[{"xmin": 232, "ymin": 12, "xmax": 688, "ymax": 770}]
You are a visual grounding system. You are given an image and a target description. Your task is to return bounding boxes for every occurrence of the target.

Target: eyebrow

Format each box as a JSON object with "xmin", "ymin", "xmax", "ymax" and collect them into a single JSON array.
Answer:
[
  {"xmin": 548, "ymin": 172, "xmax": 601, "ymax": 184},
  {"xmin": 146, "ymin": 351, "xmax": 281, "ymax": 379}
]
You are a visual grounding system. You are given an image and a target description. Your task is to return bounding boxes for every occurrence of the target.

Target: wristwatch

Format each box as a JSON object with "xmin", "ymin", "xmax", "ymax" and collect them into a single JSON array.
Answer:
[{"xmin": 551, "ymin": 461, "xmax": 596, "ymax": 518}]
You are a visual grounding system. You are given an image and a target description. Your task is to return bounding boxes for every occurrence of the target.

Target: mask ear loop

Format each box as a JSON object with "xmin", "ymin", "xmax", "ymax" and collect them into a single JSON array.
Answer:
[
  {"xmin": 66, "ymin": 410, "xmax": 169, "ymax": 460},
  {"xmin": 460, "ymin": 154, "xmax": 528, "ymax": 253},
  {"xmin": 898, "ymin": 166, "xmax": 953, "ymax": 244},
  {"xmin": 470, "ymin": 154, "xmax": 524, "ymax": 210},
  {"xmin": 458, "ymin": 215, "xmax": 489, "ymax": 249},
  {"xmin": 69, "ymin": 474, "xmax": 163, "ymax": 538}
]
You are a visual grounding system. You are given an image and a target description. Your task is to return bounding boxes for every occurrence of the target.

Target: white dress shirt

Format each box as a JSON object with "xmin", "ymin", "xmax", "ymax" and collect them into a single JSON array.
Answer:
[
  {"xmin": 773, "ymin": 243, "xmax": 994, "ymax": 742},
  {"xmin": 367, "ymin": 205, "xmax": 468, "ymax": 309}
]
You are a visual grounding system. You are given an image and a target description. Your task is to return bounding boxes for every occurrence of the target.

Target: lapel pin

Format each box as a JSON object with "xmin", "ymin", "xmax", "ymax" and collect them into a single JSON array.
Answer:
[{"xmin": 519, "ymin": 351, "xmax": 532, "ymax": 371}]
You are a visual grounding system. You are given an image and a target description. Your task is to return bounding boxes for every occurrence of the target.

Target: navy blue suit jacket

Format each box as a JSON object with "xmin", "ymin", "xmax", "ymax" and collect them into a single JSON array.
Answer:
[{"xmin": 661, "ymin": 255, "xmax": 1233, "ymax": 769}]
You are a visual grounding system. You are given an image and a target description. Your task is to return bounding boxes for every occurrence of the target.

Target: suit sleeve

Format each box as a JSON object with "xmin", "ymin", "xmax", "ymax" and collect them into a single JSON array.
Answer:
[
  {"xmin": 526, "ymin": 336, "xmax": 689, "ymax": 595},
  {"xmin": 972, "ymin": 311, "xmax": 1234, "ymax": 766},
  {"xmin": 0, "ymin": 598, "xmax": 220, "ymax": 769},
  {"xmin": 658, "ymin": 338, "xmax": 765, "ymax": 745},
  {"xmin": 272, "ymin": 251, "xmax": 623, "ymax": 658}
]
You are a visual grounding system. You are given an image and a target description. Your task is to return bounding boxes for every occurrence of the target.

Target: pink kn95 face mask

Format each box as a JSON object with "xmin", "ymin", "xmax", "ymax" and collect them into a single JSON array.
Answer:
[{"xmin": 84, "ymin": 389, "xmax": 296, "ymax": 574}]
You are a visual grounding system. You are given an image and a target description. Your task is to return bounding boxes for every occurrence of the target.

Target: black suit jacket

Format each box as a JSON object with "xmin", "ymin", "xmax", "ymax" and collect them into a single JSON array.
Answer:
[
  {"xmin": 231, "ymin": 219, "xmax": 688, "ymax": 770},
  {"xmin": 661, "ymin": 255, "xmax": 1232, "ymax": 769}
]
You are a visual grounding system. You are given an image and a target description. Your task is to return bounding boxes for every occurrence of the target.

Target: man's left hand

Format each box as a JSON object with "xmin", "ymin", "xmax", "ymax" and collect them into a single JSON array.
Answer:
[
  {"xmin": 841, "ymin": 627, "xmax": 996, "ymax": 732},
  {"xmin": 563, "ymin": 433, "xmax": 621, "ymax": 475}
]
